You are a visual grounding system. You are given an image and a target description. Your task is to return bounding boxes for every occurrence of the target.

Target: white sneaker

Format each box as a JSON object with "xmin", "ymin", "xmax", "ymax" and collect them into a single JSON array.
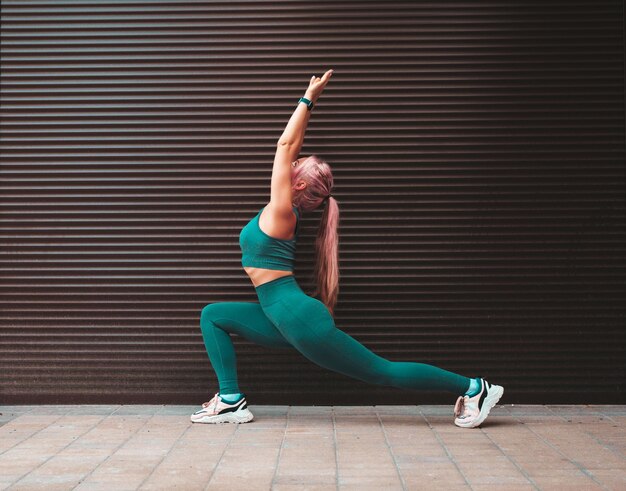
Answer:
[
  {"xmin": 453, "ymin": 378, "xmax": 503, "ymax": 428},
  {"xmin": 190, "ymin": 392, "xmax": 254, "ymax": 424}
]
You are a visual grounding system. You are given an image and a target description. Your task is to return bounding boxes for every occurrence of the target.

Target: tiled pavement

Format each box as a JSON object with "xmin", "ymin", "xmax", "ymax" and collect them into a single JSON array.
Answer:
[{"xmin": 0, "ymin": 405, "xmax": 624, "ymax": 491}]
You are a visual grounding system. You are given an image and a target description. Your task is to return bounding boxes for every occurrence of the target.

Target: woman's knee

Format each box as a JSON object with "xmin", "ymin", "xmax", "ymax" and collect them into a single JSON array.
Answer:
[
  {"xmin": 200, "ymin": 303, "xmax": 227, "ymax": 333},
  {"xmin": 200, "ymin": 302, "xmax": 233, "ymax": 321},
  {"xmin": 200, "ymin": 303, "xmax": 214, "ymax": 326},
  {"xmin": 200, "ymin": 302, "xmax": 216, "ymax": 319}
]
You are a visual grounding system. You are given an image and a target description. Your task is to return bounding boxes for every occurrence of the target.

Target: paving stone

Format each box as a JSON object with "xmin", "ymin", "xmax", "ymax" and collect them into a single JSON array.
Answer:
[
  {"xmin": 590, "ymin": 405, "xmax": 626, "ymax": 416},
  {"xmin": 113, "ymin": 405, "xmax": 164, "ymax": 415},
  {"xmin": 273, "ymin": 475, "xmax": 337, "ymax": 486},
  {"xmin": 528, "ymin": 469, "xmax": 606, "ymax": 489},
  {"xmin": 471, "ymin": 486, "xmax": 536, "ymax": 491},
  {"xmin": 338, "ymin": 474, "xmax": 404, "ymax": 487},
  {"xmin": 0, "ymin": 407, "xmax": 35, "ymax": 428},
  {"xmin": 10, "ymin": 473, "xmax": 85, "ymax": 491},
  {"xmin": 459, "ymin": 461, "xmax": 531, "ymax": 486},
  {"xmin": 138, "ymin": 446, "xmax": 224, "ymax": 490},
  {"xmin": 62, "ymin": 405, "xmax": 121, "ymax": 416},
  {"xmin": 586, "ymin": 468, "xmax": 626, "ymax": 490},
  {"xmin": 273, "ymin": 485, "xmax": 336, "ymax": 491},
  {"xmin": 401, "ymin": 462, "xmax": 468, "ymax": 486}
]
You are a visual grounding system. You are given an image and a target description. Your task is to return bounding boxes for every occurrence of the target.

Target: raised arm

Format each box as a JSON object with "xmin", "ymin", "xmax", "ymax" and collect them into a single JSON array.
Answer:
[
  {"xmin": 270, "ymin": 69, "xmax": 334, "ymax": 212},
  {"xmin": 277, "ymin": 69, "xmax": 334, "ymax": 149},
  {"xmin": 276, "ymin": 95, "xmax": 311, "ymax": 152}
]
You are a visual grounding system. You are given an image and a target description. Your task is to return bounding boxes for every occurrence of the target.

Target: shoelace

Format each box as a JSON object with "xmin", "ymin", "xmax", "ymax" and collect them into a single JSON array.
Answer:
[
  {"xmin": 201, "ymin": 392, "xmax": 220, "ymax": 413},
  {"xmin": 454, "ymin": 395, "xmax": 468, "ymax": 418}
]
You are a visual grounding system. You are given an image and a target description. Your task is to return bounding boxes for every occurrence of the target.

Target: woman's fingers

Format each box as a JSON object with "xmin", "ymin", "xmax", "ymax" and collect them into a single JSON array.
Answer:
[
  {"xmin": 306, "ymin": 69, "xmax": 334, "ymax": 97},
  {"xmin": 310, "ymin": 69, "xmax": 333, "ymax": 85}
]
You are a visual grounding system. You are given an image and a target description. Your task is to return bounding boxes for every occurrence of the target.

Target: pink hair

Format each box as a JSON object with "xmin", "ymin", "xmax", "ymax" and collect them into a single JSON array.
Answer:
[{"xmin": 291, "ymin": 155, "xmax": 340, "ymax": 316}]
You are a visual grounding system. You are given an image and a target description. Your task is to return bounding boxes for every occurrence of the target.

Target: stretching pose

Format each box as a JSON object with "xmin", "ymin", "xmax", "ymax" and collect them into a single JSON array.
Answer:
[{"xmin": 191, "ymin": 69, "xmax": 503, "ymax": 428}]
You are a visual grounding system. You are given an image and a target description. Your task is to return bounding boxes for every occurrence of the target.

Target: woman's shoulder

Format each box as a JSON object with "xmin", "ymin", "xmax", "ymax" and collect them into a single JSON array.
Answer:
[
  {"xmin": 259, "ymin": 203, "xmax": 298, "ymax": 240},
  {"xmin": 262, "ymin": 202, "xmax": 299, "ymax": 218}
]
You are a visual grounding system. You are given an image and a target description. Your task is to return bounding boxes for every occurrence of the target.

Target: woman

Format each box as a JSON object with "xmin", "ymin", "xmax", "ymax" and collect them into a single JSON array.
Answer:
[{"xmin": 192, "ymin": 69, "xmax": 503, "ymax": 428}]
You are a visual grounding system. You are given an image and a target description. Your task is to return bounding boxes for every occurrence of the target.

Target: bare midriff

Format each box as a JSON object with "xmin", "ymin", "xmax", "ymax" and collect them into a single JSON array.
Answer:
[{"xmin": 243, "ymin": 266, "xmax": 293, "ymax": 288}]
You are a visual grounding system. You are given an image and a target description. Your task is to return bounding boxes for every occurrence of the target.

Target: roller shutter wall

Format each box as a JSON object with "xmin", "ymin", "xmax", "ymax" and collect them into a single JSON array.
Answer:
[{"xmin": 1, "ymin": 1, "xmax": 624, "ymax": 405}]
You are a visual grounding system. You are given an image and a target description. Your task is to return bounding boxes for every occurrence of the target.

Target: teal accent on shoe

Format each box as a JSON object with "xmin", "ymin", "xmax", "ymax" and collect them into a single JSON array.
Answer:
[
  {"xmin": 220, "ymin": 392, "xmax": 242, "ymax": 403},
  {"xmin": 465, "ymin": 378, "xmax": 482, "ymax": 397}
]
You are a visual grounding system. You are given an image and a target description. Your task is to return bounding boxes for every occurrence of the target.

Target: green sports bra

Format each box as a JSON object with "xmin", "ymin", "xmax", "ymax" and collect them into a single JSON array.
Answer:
[{"xmin": 239, "ymin": 205, "xmax": 300, "ymax": 271}]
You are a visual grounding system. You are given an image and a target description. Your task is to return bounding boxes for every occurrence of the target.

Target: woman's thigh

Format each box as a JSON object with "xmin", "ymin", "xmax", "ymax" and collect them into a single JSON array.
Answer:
[
  {"xmin": 201, "ymin": 301, "xmax": 292, "ymax": 349},
  {"xmin": 262, "ymin": 294, "xmax": 393, "ymax": 382},
  {"xmin": 261, "ymin": 291, "xmax": 329, "ymax": 337}
]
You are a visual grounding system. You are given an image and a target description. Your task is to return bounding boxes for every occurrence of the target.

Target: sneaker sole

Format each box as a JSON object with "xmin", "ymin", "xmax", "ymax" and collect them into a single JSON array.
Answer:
[
  {"xmin": 455, "ymin": 385, "xmax": 504, "ymax": 428},
  {"xmin": 190, "ymin": 408, "xmax": 254, "ymax": 424}
]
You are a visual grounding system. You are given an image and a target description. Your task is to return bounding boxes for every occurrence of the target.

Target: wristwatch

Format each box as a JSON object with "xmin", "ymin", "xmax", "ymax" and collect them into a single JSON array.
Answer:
[{"xmin": 298, "ymin": 96, "xmax": 314, "ymax": 111}]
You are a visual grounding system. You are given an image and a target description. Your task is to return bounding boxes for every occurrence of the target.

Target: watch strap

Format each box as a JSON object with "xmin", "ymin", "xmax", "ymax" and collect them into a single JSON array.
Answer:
[{"xmin": 298, "ymin": 96, "xmax": 314, "ymax": 111}]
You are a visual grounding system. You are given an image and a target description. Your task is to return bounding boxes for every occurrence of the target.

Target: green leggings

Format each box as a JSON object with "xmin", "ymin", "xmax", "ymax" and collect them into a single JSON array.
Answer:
[{"xmin": 200, "ymin": 275, "xmax": 471, "ymax": 396}]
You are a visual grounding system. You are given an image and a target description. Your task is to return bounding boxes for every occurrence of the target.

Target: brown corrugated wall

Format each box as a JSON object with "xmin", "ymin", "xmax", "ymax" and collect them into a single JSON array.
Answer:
[{"xmin": 1, "ymin": 1, "xmax": 624, "ymax": 405}]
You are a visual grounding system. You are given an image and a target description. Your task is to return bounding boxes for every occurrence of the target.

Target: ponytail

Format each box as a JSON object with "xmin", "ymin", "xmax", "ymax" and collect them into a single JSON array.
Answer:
[{"xmin": 312, "ymin": 197, "xmax": 340, "ymax": 316}]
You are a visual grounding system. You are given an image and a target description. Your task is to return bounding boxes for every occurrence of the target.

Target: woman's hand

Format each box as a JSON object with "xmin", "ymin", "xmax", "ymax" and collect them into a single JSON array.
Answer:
[{"xmin": 304, "ymin": 69, "xmax": 334, "ymax": 103}]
